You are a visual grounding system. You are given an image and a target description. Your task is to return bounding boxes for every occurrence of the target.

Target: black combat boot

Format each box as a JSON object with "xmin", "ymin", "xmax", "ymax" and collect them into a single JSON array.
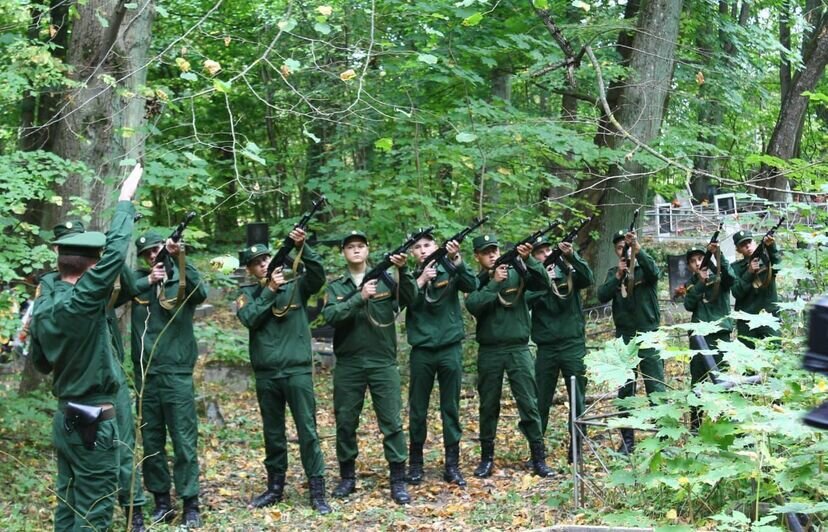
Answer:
[
  {"xmin": 389, "ymin": 461, "xmax": 411, "ymax": 504},
  {"xmin": 443, "ymin": 444, "xmax": 466, "ymax": 487},
  {"xmin": 182, "ymin": 496, "xmax": 202, "ymax": 528},
  {"xmin": 248, "ymin": 470, "xmax": 286, "ymax": 509},
  {"xmin": 406, "ymin": 442, "xmax": 424, "ymax": 484},
  {"xmin": 529, "ymin": 441, "xmax": 552, "ymax": 477},
  {"xmin": 150, "ymin": 492, "xmax": 175, "ymax": 524},
  {"xmin": 473, "ymin": 440, "xmax": 494, "ymax": 478},
  {"xmin": 617, "ymin": 428, "xmax": 635, "ymax": 455},
  {"xmin": 332, "ymin": 460, "xmax": 356, "ymax": 498},
  {"xmin": 308, "ymin": 476, "xmax": 332, "ymax": 515},
  {"xmin": 128, "ymin": 506, "xmax": 145, "ymax": 532}
]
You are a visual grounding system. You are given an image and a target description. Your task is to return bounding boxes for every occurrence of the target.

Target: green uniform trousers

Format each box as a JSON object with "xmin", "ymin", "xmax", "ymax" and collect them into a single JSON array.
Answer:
[
  {"xmin": 690, "ymin": 330, "xmax": 730, "ymax": 386},
  {"xmin": 408, "ymin": 343, "xmax": 463, "ymax": 447},
  {"xmin": 53, "ymin": 409, "xmax": 120, "ymax": 532},
  {"xmin": 617, "ymin": 332, "xmax": 665, "ymax": 404},
  {"xmin": 535, "ymin": 340, "xmax": 587, "ymax": 436},
  {"xmin": 139, "ymin": 373, "xmax": 200, "ymax": 498},
  {"xmin": 256, "ymin": 373, "xmax": 325, "ymax": 478},
  {"xmin": 477, "ymin": 346, "xmax": 544, "ymax": 444},
  {"xmin": 115, "ymin": 381, "xmax": 145, "ymax": 508},
  {"xmin": 334, "ymin": 362, "xmax": 407, "ymax": 464}
]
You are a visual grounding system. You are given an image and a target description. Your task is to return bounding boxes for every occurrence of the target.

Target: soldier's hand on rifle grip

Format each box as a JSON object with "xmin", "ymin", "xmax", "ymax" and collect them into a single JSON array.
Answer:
[
  {"xmin": 289, "ymin": 227, "xmax": 306, "ymax": 247},
  {"xmin": 616, "ymin": 259, "xmax": 628, "ymax": 280},
  {"xmin": 361, "ymin": 279, "xmax": 378, "ymax": 300},
  {"xmin": 165, "ymin": 238, "xmax": 182, "ymax": 257},
  {"xmin": 492, "ymin": 264, "xmax": 509, "ymax": 283},
  {"xmin": 559, "ymin": 241, "xmax": 574, "ymax": 257},
  {"xmin": 516, "ymin": 243, "xmax": 533, "ymax": 259},
  {"xmin": 748, "ymin": 258, "xmax": 761, "ymax": 274},
  {"xmin": 148, "ymin": 263, "xmax": 166, "ymax": 285},
  {"xmin": 389, "ymin": 253, "xmax": 407, "ymax": 269},
  {"xmin": 446, "ymin": 240, "xmax": 461, "ymax": 261},
  {"xmin": 626, "ymin": 231, "xmax": 640, "ymax": 253},
  {"xmin": 267, "ymin": 267, "xmax": 285, "ymax": 292},
  {"xmin": 763, "ymin": 235, "xmax": 775, "ymax": 247},
  {"xmin": 417, "ymin": 261, "xmax": 437, "ymax": 288},
  {"xmin": 707, "ymin": 242, "xmax": 719, "ymax": 254}
]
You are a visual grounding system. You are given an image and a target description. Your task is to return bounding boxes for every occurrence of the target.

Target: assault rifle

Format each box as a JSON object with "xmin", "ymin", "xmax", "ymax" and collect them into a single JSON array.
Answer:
[
  {"xmin": 266, "ymin": 196, "xmax": 326, "ymax": 277},
  {"xmin": 344, "ymin": 227, "xmax": 434, "ymax": 300},
  {"xmin": 479, "ymin": 220, "xmax": 560, "ymax": 283},
  {"xmin": 418, "ymin": 216, "xmax": 489, "ymax": 274},
  {"xmin": 618, "ymin": 209, "xmax": 640, "ymax": 291},
  {"xmin": 749, "ymin": 216, "xmax": 785, "ymax": 265},
  {"xmin": 543, "ymin": 216, "xmax": 592, "ymax": 271},
  {"xmin": 155, "ymin": 211, "xmax": 196, "ymax": 277},
  {"xmin": 699, "ymin": 220, "xmax": 724, "ymax": 273}
]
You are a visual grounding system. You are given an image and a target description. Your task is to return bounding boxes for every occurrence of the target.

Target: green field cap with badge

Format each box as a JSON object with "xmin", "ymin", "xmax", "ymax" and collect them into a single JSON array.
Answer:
[
  {"xmin": 51, "ymin": 220, "xmax": 85, "ymax": 243},
  {"xmin": 473, "ymin": 234, "xmax": 499, "ymax": 252},
  {"xmin": 685, "ymin": 246, "xmax": 706, "ymax": 262},
  {"xmin": 135, "ymin": 231, "xmax": 165, "ymax": 255},
  {"xmin": 733, "ymin": 230, "xmax": 752, "ymax": 247},
  {"xmin": 54, "ymin": 231, "xmax": 106, "ymax": 257},
  {"xmin": 240, "ymin": 243, "xmax": 271, "ymax": 267},
  {"xmin": 532, "ymin": 235, "xmax": 550, "ymax": 252},
  {"xmin": 612, "ymin": 230, "xmax": 626, "ymax": 244},
  {"xmin": 341, "ymin": 230, "xmax": 368, "ymax": 248}
]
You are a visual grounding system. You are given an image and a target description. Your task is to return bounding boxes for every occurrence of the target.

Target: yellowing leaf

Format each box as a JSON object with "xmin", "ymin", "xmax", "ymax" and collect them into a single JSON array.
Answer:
[
  {"xmin": 572, "ymin": 0, "xmax": 591, "ymax": 11},
  {"xmin": 339, "ymin": 69, "xmax": 357, "ymax": 81},
  {"xmin": 666, "ymin": 508, "xmax": 678, "ymax": 520},
  {"xmin": 224, "ymin": 36, "xmax": 231, "ymax": 47},
  {"xmin": 175, "ymin": 57, "xmax": 190, "ymax": 72},
  {"xmin": 317, "ymin": 5, "xmax": 333, "ymax": 16},
  {"xmin": 696, "ymin": 71, "xmax": 705, "ymax": 85},
  {"xmin": 203, "ymin": 59, "xmax": 222, "ymax": 76}
]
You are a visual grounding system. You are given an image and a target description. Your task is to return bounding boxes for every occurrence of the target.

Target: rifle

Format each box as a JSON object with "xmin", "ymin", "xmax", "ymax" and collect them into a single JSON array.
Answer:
[
  {"xmin": 699, "ymin": 220, "xmax": 724, "ymax": 273},
  {"xmin": 418, "ymin": 216, "xmax": 489, "ymax": 274},
  {"xmin": 749, "ymin": 216, "xmax": 785, "ymax": 288},
  {"xmin": 749, "ymin": 216, "xmax": 785, "ymax": 265},
  {"xmin": 479, "ymin": 220, "xmax": 560, "ymax": 283},
  {"xmin": 154, "ymin": 211, "xmax": 196, "ymax": 277},
  {"xmin": 618, "ymin": 209, "xmax": 640, "ymax": 296},
  {"xmin": 343, "ymin": 227, "xmax": 434, "ymax": 300},
  {"xmin": 266, "ymin": 196, "xmax": 326, "ymax": 278},
  {"xmin": 543, "ymin": 216, "xmax": 592, "ymax": 271}
]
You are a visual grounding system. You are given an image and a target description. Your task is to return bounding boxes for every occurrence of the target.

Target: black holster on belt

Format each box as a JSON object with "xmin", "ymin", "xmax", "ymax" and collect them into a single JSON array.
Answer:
[{"xmin": 64, "ymin": 402, "xmax": 103, "ymax": 450}]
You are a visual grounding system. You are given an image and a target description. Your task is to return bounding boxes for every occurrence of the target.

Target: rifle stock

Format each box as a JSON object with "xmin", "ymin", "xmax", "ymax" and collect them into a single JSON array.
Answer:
[{"xmin": 618, "ymin": 209, "xmax": 640, "ymax": 290}]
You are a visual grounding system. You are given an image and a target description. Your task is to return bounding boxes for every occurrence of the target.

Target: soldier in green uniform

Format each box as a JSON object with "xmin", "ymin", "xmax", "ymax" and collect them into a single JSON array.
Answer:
[
  {"xmin": 405, "ymin": 233, "xmax": 477, "ymax": 486},
  {"xmin": 596, "ymin": 229, "xmax": 663, "ymax": 454},
  {"xmin": 683, "ymin": 243, "xmax": 735, "ymax": 430},
  {"xmin": 236, "ymin": 228, "xmax": 331, "ymax": 514},
  {"xmin": 465, "ymin": 234, "xmax": 552, "ymax": 478},
  {"xmin": 128, "ymin": 229, "xmax": 208, "ymax": 527},
  {"xmin": 526, "ymin": 236, "xmax": 593, "ymax": 461},
  {"xmin": 39, "ymin": 220, "xmax": 148, "ymax": 531},
  {"xmin": 731, "ymin": 230, "xmax": 781, "ymax": 347},
  {"xmin": 30, "ymin": 167, "xmax": 142, "ymax": 532},
  {"xmin": 322, "ymin": 230, "xmax": 416, "ymax": 504}
]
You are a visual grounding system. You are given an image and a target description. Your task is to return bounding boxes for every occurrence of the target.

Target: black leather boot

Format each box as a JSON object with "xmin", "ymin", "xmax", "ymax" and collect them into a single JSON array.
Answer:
[
  {"xmin": 473, "ymin": 440, "xmax": 494, "ymax": 478},
  {"xmin": 150, "ymin": 492, "xmax": 175, "ymax": 524},
  {"xmin": 332, "ymin": 460, "xmax": 356, "ymax": 498},
  {"xmin": 308, "ymin": 476, "xmax": 332, "ymax": 515},
  {"xmin": 182, "ymin": 496, "xmax": 202, "ymax": 528},
  {"xmin": 443, "ymin": 444, "xmax": 466, "ymax": 487},
  {"xmin": 406, "ymin": 442, "xmax": 424, "ymax": 484},
  {"xmin": 617, "ymin": 428, "xmax": 635, "ymax": 455},
  {"xmin": 128, "ymin": 506, "xmax": 145, "ymax": 532},
  {"xmin": 529, "ymin": 441, "xmax": 552, "ymax": 477},
  {"xmin": 248, "ymin": 470, "xmax": 286, "ymax": 509},
  {"xmin": 389, "ymin": 461, "xmax": 411, "ymax": 504}
]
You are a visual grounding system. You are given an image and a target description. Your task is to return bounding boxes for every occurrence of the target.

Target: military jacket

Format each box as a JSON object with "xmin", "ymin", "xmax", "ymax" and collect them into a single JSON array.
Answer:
[
  {"xmin": 322, "ymin": 266, "xmax": 416, "ymax": 367},
  {"xmin": 731, "ymin": 244, "xmax": 780, "ymax": 315},
  {"xmin": 128, "ymin": 259, "xmax": 207, "ymax": 375},
  {"xmin": 465, "ymin": 256, "xmax": 550, "ymax": 349},
  {"xmin": 405, "ymin": 259, "xmax": 477, "ymax": 349},
  {"xmin": 683, "ymin": 255, "xmax": 735, "ymax": 331},
  {"xmin": 237, "ymin": 245, "xmax": 325, "ymax": 379},
  {"xmin": 30, "ymin": 201, "xmax": 135, "ymax": 404},
  {"xmin": 527, "ymin": 252, "xmax": 594, "ymax": 345},
  {"xmin": 596, "ymin": 248, "xmax": 660, "ymax": 335}
]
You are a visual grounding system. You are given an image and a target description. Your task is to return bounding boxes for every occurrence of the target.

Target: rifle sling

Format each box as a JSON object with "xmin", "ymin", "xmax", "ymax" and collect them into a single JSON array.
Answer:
[
  {"xmin": 158, "ymin": 251, "xmax": 187, "ymax": 310},
  {"xmin": 366, "ymin": 269, "xmax": 399, "ymax": 328},
  {"xmin": 271, "ymin": 246, "xmax": 305, "ymax": 318}
]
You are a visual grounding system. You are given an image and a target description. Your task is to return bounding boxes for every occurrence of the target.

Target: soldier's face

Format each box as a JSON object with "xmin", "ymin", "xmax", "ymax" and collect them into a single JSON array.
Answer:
[
  {"xmin": 343, "ymin": 240, "xmax": 368, "ymax": 265},
  {"xmin": 412, "ymin": 238, "xmax": 437, "ymax": 264},
  {"xmin": 614, "ymin": 241, "xmax": 625, "ymax": 258},
  {"xmin": 532, "ymin": 245, "xmax": 551, "ymax": 263},
  {"xmin": 142, "ymin": 245, "xmax": 163, "ymax": 265},
  {"xmin": 474, "ymin": 246, "xmax": 499, "ymax": 269},
  {"xmin": 246, "ymin": 254, "xmax": 271, "ymax": 279},
  {"xmin": 736, "ymin": 240, "xmax": 755, "ymax": 257},
  {"xmin": 688, "ymin": 254, "xmax": 703, "ymax": 273}
]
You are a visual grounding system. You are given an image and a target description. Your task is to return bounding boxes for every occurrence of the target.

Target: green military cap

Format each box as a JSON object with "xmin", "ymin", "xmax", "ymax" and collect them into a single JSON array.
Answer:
[
  {"xmin": 51, "ymin": 220, "xmax": 86, "ymax": 243},
  {"xmin": 531, "ymin": 235, "xmax": 550, "ymax": 252},
  {"xmin": 135, "ymin": 231, "xmax": 165, "ymax": 255},
  {"xmin": 54, "ymin": 231, "xmax": 106, "ymax": 257},
  {"xmin": 733, "ymin": 229, "xmax": 752, "ymax": 246},
  {"xmin": 410, "ymin": 227, "xmax": 435, "ymax": 241},
  {"xmin": 685, "ymin": 246, "xmax": 706, "ymax": 262},
  {"xmin": 239, "ymin": 243, "xmax": 271, "ymax": 267},
  {"xmin": 341, "ymin": 230, "xmax": 368, "ymax": 248},
  {"xmin": 472, "ymin": 234, "xmax": 499, "ymax": 252},
  {"xmin": 612, "ymin": 230, "xmax": 626, "ymax": 244}
]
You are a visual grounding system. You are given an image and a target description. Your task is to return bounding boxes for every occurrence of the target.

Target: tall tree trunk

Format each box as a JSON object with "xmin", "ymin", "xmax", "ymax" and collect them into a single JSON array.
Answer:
[{"xmin": 582, "ymin": 0, "xmax": 684, "ymax": 285}]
